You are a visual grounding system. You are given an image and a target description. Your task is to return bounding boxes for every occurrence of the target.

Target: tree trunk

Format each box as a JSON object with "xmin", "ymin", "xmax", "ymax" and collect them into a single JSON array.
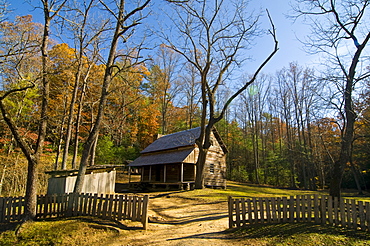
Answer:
[
  {"xmin": 24, "ymin": 158, "xmax": 38, "ymax": 220},
  {"xmin": 194, "ymin": 148, "xmax": 207, "ymax": 189}
]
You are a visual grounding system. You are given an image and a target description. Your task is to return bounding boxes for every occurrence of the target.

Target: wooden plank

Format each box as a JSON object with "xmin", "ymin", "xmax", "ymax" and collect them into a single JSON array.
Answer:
[
  {"xmin": 108, "ymin": 194, "xmax": 114, "ymax": 220},
  {"xmin": 124, "ymin": 195, "xmax": 129, "ymax": 219},
  {"xmin": 73, "ymin": 193, "xmax": 80, "ymax": 217},
  {"xmin": 132, "ymin": 196, "xmax": 137, "ymax": 221},
  {"xmin": 271, "ymin": 197, "xmax": 277, "ymax": 223},
  {"xmin": 246, "ymin": 198, "xmax": 252, "ymax": 224},
  {"xmin": 102, "ymin": 194, "xmax": 109, "ymax": 219},
  {"xmin": 66, "ymin": 193, "xmax": 73, "ymax": 217},
  {"xmin": 241, "ymin": 198, "xmax": 246, "ymax": 226},
  {"xmin": 82, "ymin": 194, "xmax": 88, "ymax": 216},
  {"xmin": 303, "ymin": 195, "xmax": 308, "ymax": 222},
  {"xmin": 97, "ymin": 194, "xmax": 104, "ymax": 217},
  {"xmin": 86, "ymin": 194, "xmax": 93, "ymax": 216},
  {"xmin": 51, "ymin": 194, "xmax": 57, "ymax": 217},
  {"xmin": 314, "ymin": 195, "xmax": 319, "ymax": 224},
  {"xmin": 366, "ymin": 202, "xmax": 370, "ymax": 231},
  {"xmin": 78, "ymin": 194, "xmax": 84, "ymax": 216},
  {"xmin": 235, "ymin": 199, "xmax": 240, "ymax": 226},
  {"xmin": 340, "ymin": 198, "xmax": 345, "ymax": 227},
  {"xmin": 0, "ymin": 197, "xmax": 5, "ymax": 223},
  {"xmin": 258, "ymin": 198, "xmax": 264, "ymax": 223},
  {"xmin": 111, "ymin": 195, "xmax": 117, "ymax": 220},
  {"xmin": 347, "ymin": 199, "xmax": 352, "ymax": 228},
  {"xmin": 276, "ymin": 197, "xmax": 282, "ymax": 223},
  {"xmin": 92, "ymin": 194, "xmax": 98, "ymax": 216},
  {"xmin": 141, "ymin": 195, "xmax": 149, "ymax": 230},
  {"xmin": 6, "ymin": 197, "xmax": 11, "ymax": 222},
  {"xmin": 137, "ymin": 196, "xmax": 143, "ymax": 221},
  {"xmin": 296, "ymin": 196, "xmax": 301, "ymax": 222},
  {"xmin": 252, "ymin": 197, "xmax": 258, "ymax": 223},
  {"xmin": 282, "ymin": 197, "xmax": 288, "ymax": 223},
  {"xmin": 328, "ymin": 196, "xmax": 333, "ymax": 225},
  {"xmin": 39, "ymin": 195, "xmax": 45, "ymax": 219},
  {"xmin": 266, "ymin": 198, "xmax": 271, "ymax": 223},
  {"xmin": 14, "ymin": 197, "xmax": 20, "ymax": 221},
  {"xmin": 358, "ymin": 201, "xmax": 365, "ymax": 231},
  {"xmin": 289, "ymin": 196, "xmax": 294, "ymax": 223},
  {"xmin": 228, "ymin": 196, "xmax": 233, "ymax": 228},
  {"xmin": 307, "ymin": 195, "xmax": 313, "ymax": 222},
  {"xmin": 302, "ymin": 195, "xmax": 307, "ymax": 222},
  {"xmin": 351, "ymin": 199, "xmax": 357, "ymax": 230},
  {"xmin": 334, "ymin": 198, "xmax": 339, "ymax": 226},
  {"xmin": 127, "ymin": 195, "xmax": 132, "ymax": 220},
  {"xmin": 321, "ymin": 196, "xmax": 326, "ymax": 224},
  {"xmin": 117, "ymin": 195, "xmax": 124, "ymax": 220},
  {"xmin": 46, "ymin": 195, "xmax": 52, "ymax": 218}
]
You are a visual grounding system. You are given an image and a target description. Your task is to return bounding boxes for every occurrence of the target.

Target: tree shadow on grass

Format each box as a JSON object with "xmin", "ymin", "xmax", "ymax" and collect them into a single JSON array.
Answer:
[
  {"xmin": 0, "ymin": 222, "xmax": 20, "ymax": 233},
  {"xmin": 232, "ymin": 223, "xmax": 370, "ymax": 241}
]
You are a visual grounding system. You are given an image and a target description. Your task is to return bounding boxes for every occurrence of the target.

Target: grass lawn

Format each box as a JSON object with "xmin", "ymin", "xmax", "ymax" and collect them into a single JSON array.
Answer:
[
  {"xmin": 167, "ymin": 181, "xmax": 370, "ymax": 202},
  {"xmin": 0, "ymin": 217, "xmax": 121, "ymax": 246},
  {"xmin": 231, "ymin": 223, "xmax": 370, "ymax": 246}
]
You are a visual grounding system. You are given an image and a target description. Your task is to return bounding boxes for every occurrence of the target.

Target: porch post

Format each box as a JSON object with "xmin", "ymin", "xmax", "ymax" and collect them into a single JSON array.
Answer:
[
  {"xmin": 194, "ymin": 164, "xmax": 196, "ymax": 181},
  {"xmin": 181, "ymin": 163, "xmax": 184, "ymax": 183},
  {"xmin": 129, "ymin": 166, "xmax": 132, "ymax": 183},
  {"xmin": 164, "ymin": 165, "xmax": 167, "ymax": 183},
  {"xmin": 149, "ymin": 166, "xmax": 152, "ymax": 182},
  {"xmin": 140, "ymin": 167, "xmax": 143, "ymax": 181}
]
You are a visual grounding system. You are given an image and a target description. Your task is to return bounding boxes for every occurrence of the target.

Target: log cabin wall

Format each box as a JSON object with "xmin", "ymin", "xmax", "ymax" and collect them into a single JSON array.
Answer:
[{"xmin": 203, "ymin": 133, "xmax": 227, "ymax": 188}]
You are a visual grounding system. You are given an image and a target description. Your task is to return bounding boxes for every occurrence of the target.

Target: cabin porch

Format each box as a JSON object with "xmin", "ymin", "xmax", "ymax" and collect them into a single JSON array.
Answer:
[{"xmin": 133, "ymin": 163, "xmax": 196, "ymax": 190}]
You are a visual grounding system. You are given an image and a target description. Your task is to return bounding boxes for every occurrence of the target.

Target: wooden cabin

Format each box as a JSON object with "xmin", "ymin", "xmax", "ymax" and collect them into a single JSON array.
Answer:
[{"xmin": 129, "ymin": 127, "xmax": 228, "ymax": 190}]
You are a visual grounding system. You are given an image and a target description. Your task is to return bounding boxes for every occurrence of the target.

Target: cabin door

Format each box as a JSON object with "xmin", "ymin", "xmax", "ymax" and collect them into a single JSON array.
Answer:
[{"xmin": 155, "ymin": 165, "xmax": 162, "ymax": 181}]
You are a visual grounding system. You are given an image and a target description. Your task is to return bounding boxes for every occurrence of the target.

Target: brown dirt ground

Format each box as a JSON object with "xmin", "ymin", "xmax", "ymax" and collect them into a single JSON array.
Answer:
[{"xmin": 107, "ymin": 191, "xmax": 246, "ymax": 246}]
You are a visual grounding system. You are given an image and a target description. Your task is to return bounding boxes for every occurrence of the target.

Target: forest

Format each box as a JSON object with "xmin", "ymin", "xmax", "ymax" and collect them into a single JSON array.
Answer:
[{"xmin": 0, "ymin": 0, "xmax": 369, "ymax": 216}]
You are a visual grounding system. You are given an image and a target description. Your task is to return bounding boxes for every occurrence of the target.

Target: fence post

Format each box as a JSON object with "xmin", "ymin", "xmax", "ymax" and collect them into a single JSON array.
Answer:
[
  {"xmin": 314, "ymin": 194, "xmax": 319, "ymax": 224},
  {"xmin": 366, "ymin": 202, "xmax": 370, "ymax": 231},
  {"xmin": 228, "ymin": 196, "xmax": 233, "ymax": 228},
  {"xmin": 141, "ymin": 195, "xmax": 149, "ymax": 230}
]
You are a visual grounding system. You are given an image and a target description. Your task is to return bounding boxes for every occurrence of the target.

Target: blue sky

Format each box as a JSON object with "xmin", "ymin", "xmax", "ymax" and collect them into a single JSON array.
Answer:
[{"xmin": 7, "ymin": 0, "xmax": 314, "ymax": 75}]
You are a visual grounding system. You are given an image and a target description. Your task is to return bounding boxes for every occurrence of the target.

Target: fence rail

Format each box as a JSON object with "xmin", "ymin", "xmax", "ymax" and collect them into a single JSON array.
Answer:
[
  {"xmin": 228, "ymin": 195, "xmax": 370, "ymax": 232},
  {"xmin": 0, "ymin": 193, "xmax": 149, "ymax": 229}
]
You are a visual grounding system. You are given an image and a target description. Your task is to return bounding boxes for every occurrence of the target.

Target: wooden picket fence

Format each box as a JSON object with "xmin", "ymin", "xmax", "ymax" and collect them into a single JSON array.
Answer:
[
  {"xmin": 228, "ymin": 195, "xmax": 370, "ymax": 232},
  {"xmin": 0, "ymin": 193, "xmax": 149, "ymax": 229}
]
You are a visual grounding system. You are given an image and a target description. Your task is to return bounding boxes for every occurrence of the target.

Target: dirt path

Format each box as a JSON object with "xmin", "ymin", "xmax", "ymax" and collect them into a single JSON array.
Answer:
[{"xmin": 108, "ymin": 193, "xmax": 245, "ymax": 246}]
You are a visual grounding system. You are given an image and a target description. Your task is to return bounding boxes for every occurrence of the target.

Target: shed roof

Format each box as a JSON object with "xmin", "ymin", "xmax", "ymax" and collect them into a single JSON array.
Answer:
[
  {"xmin": 141, "ymin": 127, "xmax": 201, "ymax": 154},
  {"xmin": 129, "ymin": 148, "xmax": 194, "ymax": 167},
  {"xmin": 129, "ymin": 127, "xmax": 228, "ymax": 167}
]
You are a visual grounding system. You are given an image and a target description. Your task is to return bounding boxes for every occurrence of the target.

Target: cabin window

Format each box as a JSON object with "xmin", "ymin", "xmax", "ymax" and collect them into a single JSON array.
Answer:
[{"xmin": 209, "ymin": 163, "xmax": 214, "ymax": 174}]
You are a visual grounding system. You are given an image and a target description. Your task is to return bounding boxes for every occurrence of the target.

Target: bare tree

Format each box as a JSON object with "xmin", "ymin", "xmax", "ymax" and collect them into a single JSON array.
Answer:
[
  {"xmin": 58, "ymin": 0, "xmax": 108, "ymax": 170},
  {"xmin": 0, "ymin": 0, "xmax": 8, "ymax": 23},
  {"xmin": 147, "ymin": 45, "xmax": 183, "ymax": 134},
  {"xmin": 181, "ymin": 62, "xmax": 201, "ymax": 129},
  {"xmin": 163, "ymin": 0, "xmax": 278, "ymax": 188},
  {"xmin": 73, "ymin": 0, "xmax": 151, "ymax": 193},
  {"xmin": 293, "ymin": 0, "xmax": 370, "ymax": 198}
]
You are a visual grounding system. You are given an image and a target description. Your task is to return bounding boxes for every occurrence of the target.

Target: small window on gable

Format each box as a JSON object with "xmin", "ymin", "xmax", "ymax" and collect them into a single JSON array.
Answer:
[{"xmin": 210, "ymin": 163, "xmax": 215, "ymax": 174}]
